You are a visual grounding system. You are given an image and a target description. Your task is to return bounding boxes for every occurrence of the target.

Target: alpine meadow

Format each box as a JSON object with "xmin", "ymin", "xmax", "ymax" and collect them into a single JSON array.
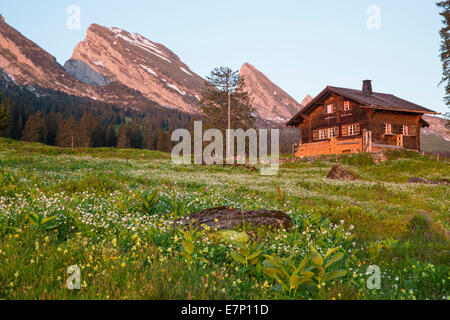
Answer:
[{"xmin": 0, "ymin": 1, "xmax": 449, "ymax": 306}]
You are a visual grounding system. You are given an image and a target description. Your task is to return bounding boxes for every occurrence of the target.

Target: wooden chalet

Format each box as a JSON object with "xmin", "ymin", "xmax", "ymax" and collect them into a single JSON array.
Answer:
[{"xmin": 286, "ymin": 80, "xmax": 438, "ymax": 157}]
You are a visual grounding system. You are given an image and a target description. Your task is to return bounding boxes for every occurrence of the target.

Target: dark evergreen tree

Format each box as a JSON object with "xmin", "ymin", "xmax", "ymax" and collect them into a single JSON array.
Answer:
[
  {"xmin": 91, "ymin": 125, "xmax": 106, "ymax": 147},
  {"xmin": 156, "ymin": 129, "xmax": 170, "ymax": 152},
  {"xmin": 56, "ymin": 116, "xmax": 79, "ymax": 148},
  {"xmin": 79, "ymin": 112, "xmax": 98, "ymax": 147},
  {"xmin": 22, "ymin": 111, "xmax": 47, "ymax": 143},
  {"xmin": 46, "ymin": 111, "xmax": 58, "ymax": 145},
  {"xmin": 438, "ymin": 1, "xmax": 450, "ymax": 107},
  {"xmin": 129, "ymin": 123, "xmax": 143, "ymax": 149},
  {"xmin": 2, "ymin": 99, "xmax": 22, "ymax": 140},
  {"xmin": 0, "ymin": 93, "xmax": 8, "ymax": 133},
  {"xmin": 117, "ymin": 124, "xmax": 130, "ymax": 149},
  {"xmin": 142, "ymin": 117, "xmax": 156, "ymax": 150},
  {"xmin": 105, "ymin": 124, "xmax": 117, "ymax": 147}
]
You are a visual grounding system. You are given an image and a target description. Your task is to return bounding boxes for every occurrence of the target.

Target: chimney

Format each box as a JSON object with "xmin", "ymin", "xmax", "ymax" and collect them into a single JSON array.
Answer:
[{"xmin": 362, "ymin": 80, "xmax": 373, "ymax": 95}]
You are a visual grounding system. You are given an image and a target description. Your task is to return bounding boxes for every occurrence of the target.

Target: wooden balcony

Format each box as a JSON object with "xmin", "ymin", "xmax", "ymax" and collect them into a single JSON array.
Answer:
[
  {"xmin": 295, "ymin": 132, "xmax": 406, "ymax": 158},
  {"xmin": 295, "ymin": 137, "xmax": 363, "ymax": 157}
]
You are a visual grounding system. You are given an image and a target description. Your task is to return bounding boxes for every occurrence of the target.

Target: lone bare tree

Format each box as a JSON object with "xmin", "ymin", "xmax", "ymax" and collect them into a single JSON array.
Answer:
[{"xmin": 199, "ymin": 67, "xmax": 255, "ymax": 159}]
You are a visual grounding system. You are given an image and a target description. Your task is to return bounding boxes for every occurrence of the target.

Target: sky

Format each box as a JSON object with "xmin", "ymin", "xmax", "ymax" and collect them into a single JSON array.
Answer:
[{"xmin": 1, "ymin": 0, "xmax": 448, "ymax": 114}]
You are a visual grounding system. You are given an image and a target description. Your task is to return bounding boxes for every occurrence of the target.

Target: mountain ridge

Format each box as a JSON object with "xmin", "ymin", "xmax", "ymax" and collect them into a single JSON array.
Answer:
[
  {"xmin": 0, "ymin": 17, "xmax": 307, "ymax": 124},
  {"xmin": 0, "ymin": 17, "xmax": 164, "ymax": 108},
  {"xmin": 240, "ymin": 62, "xmax": 303, "ymax": 122},
  {"xmin": 67, "ymin": 23, "xmax": 206, "ymax": 113}
]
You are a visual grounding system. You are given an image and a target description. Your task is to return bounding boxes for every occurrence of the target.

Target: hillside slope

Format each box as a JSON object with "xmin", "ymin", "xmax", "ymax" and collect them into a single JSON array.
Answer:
[
  {"xmin": 421, "ymin": 115, "xmax": 450, "ymax": 153},
  {"xmin": 67, "ymin": 24, "xmax": 206, "ymax": 113},
  {"xmin": 240, "ymin": 63, "xmax": 303, "ymax": 123}
]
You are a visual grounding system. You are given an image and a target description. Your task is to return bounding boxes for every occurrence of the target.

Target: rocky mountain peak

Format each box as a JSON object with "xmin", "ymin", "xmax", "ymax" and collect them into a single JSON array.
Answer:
[
  {"xmin": 422, "ymin": 115, "xmax": 450, "ymax": 142},
  {"xmin": 67, "ymin": 23, "xmax": 206, "ymax": 113},
  {"xmin": 240, "ymin": 63, "xmax": 303, "ymax": 123},
  {"xmin": 0, "ymin": 16, "xmax": 94, "ymax": 97},
  {"xmin": 0, "ymin": 17, "xmax": 309, "ymax": 124},
  {"xmin": 302, "ymin": 95, "xmax": 313, "ymax": 106}
]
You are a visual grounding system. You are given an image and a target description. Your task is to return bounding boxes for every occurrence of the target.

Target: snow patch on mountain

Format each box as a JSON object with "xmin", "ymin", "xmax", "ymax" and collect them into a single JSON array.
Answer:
[
  {"xmin": 111, "ymin": 28, "xmax": 172, "ymax": 63},
  {"xmin": 140, "ymin": 65, "xmax": 157, "ymax": 77},
  {"xmin": 180, "ymin": 67, "xmax": 193, "ymax": 76},
  {"xmin": 167, "ymin": 83, "xmax": 186, "ymax": 95}
]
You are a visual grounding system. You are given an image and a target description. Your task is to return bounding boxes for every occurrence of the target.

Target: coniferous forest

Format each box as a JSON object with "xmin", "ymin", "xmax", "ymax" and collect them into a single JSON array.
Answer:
[
  {"xmin": 0, "ymin": 83, "xmax": 299, "ymax": 154},
  {"xmin": 0, "ymin": 84, "xmax": 193, "ymax": 152}
]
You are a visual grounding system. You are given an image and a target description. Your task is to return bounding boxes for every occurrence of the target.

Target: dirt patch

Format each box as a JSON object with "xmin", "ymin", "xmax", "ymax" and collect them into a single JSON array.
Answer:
[
  {"xmin": 176, "ymin": 206, "xmax": 292, "ymax": 231},
  {"xmin": 327, "ymin": 165, "xmax": 357, "ymax": 181}
]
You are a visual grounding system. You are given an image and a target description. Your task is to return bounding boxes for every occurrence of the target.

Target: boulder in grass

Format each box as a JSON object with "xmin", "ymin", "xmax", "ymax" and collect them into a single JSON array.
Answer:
[
  {"xmin": 408, "ymin": 177, "xmax": 430, "ymax": 184},
  {"xmin": 176, "ymin": 206, "xmax": 292, "ymax": 231},
  {"xmin": 327, "ymin": 164, "xmax": 356, "ymax": 181},
  {"xmin": 436, "ymin": 178, "xmax": 450, "ymax": 185}
]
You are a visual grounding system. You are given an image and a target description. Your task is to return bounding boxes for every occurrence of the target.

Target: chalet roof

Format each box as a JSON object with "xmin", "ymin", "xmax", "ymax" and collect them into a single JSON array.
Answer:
[{"xmin": 286, "ymin": 85, "xmax": 438, "ymax": 127}]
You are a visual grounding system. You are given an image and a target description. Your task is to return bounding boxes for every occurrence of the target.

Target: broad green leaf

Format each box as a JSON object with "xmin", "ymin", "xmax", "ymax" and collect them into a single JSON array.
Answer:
[
  {"xmin": 325, "ymin": 252, "xmax": 344, "ymax": 268},
  {"xmin": 323, "ymin": 270, "xmax": 347, "ymax": 282},
  {"xmin": 294, "ymin": 257, "xmax": 309, "ymax": 276},
  {"xmin": 289, "ymin": 275, "xmax": 302, "ymax": 289},
  {"xmin": 42, "ymin": 216, "xmax": 56, "ymax": 224},
  {"xmin": 300, "ymin": 271, "xmax": 315, "ymax": 279},
  {"xmin": 264, "ymin": 267, "xmax": 285, "ymax": 279},
  {"xmin": 273, "ymin": 274, "xmax": 289, "ymax": 293},
  {"xmin": 230, "ymin": 252, "xmax": 247, "ymax": 265},
  {"xmin": 311, "ymin": 253, "xmax": 323, "ymax": 266},
  {"xmin": 247, "ymin": 250, "xmax": 263, "ymax": 261},
  {"xmin": 182, "ymin": 240, "xmax": 194, "ymax": 255},
  {"xmin": 312, "ymin": 266, "xmax": 325, "ymax": 277},
  {"xmin": 324, "ymin": 247, "xmax": 340, "ymax": 260},
  {"xmin": 239, "ymin": 248, "xmax": 251, "ymax": 257}
]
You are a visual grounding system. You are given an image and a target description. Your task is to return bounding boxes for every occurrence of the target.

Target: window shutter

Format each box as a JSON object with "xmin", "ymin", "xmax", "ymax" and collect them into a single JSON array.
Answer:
[
  {"xmin": 355, "ymin": 123, "xmax": 361, "ymax": 135},
  {"xmin": 342, "ymin": 125, "xmax": 348, "ymax": 137},
  {"xmin": 409, "ymin": 125, "xmax": 417, "ymax": 136}
]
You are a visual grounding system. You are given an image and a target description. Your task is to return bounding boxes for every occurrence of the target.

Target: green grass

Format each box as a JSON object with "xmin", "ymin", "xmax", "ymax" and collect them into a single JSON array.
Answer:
[{"xmin": 0, "ymin": 138, "xmax": 449, "ymax": 300}]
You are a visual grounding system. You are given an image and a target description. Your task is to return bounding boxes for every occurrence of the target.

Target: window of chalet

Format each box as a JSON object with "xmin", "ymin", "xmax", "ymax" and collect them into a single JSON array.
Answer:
[
  {"xmin": 348, "ymin": 124, "xmax": 357, "ymax": 136},
  {"xmin": 401, "ymin": 125, "xmax": 409, "ymax": 136},
  {"xmin": 343, "ymin": 101, "xmax": 351, "ymax": 111},
  {"xmin": 327, "ymin": 104, "xmax": 335, "ymax": 114},
  {"xmin": 384, "ymin": 123, "xmax": 392, "ymax": 135},
  {"xmin": 319, "ymin": 129, "xmax": 327, "ymax": 140},
  {"xmin": 328, "ymin": 127, "xmax": 337, "ymax": 138}
]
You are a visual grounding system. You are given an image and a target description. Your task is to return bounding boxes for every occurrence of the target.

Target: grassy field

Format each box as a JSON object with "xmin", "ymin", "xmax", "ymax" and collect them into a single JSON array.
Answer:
[{"xmin": 0, "ymin": 137, "xmax": 449, "ymax": 300}]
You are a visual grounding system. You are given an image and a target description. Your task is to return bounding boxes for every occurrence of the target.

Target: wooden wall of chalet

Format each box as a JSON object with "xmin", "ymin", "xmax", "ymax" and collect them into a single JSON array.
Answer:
[
  {"xmin": 299, "ymin": 94, "xmax": 369, "ymax": 143},
  {"xmin": 370, "ymin": 111, "xmax": 421, "ymax": 150}
]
